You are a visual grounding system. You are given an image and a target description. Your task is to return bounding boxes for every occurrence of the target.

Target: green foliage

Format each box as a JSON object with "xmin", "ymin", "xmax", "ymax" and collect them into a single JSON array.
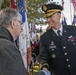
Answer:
[
  {"xmin": 36, "ymin": 28, "xmax": 40, "ymax": 33},
  {"xmin": 1, "ymin": 0, "xmax": 10, "ymax": 9},
  {"xmin": 0, "ymin": 0, "xmax": 51, "ymax": 25},
  {"xmin": 26, "ymin": 0, "xmax": 49, "ymax": 25}
]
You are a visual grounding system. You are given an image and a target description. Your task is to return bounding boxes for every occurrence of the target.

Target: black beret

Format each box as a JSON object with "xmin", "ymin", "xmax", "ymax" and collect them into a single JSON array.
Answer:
[{"xmin": 42, "ymin": 3, "xmax": 63, "ymax": 18}]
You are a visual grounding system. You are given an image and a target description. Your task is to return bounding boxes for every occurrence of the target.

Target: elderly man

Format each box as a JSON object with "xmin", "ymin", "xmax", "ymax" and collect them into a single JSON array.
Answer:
[{"xmin": 0, "ymin": 8, "xmax": 27, "ymax": 75}]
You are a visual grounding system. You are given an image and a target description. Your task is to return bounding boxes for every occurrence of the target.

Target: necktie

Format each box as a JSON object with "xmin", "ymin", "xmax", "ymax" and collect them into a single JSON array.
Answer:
[{"xmin": 57, "ymin": 30, "xmax": 62, "ymax": 42}]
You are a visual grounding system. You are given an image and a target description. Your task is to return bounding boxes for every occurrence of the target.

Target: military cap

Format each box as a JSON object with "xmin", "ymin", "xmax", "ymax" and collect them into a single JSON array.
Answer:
[{"xmin": 42, "ymin": 3, "xmax": 63, "ymax": 18}]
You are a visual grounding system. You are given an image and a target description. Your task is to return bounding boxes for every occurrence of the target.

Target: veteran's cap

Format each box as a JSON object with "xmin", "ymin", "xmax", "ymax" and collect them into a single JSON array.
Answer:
[{"xmin": 42, "ymin": 3, "xmax": 63, "ymax": 18}]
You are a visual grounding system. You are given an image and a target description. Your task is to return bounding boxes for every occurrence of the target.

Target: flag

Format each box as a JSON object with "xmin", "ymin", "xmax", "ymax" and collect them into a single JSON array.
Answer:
[
  {"xmin": 62, "ymin": 0, "xmax": 64, "ymax": 9},
  {"xmin": 72, "ymin": 14, "xmax": 76, "ymax": 25},
  {"xmin": 18, "ymin": 0, "xmax": 31, "ymax": 74},
  {"xmin": 71, "ymin": 0, "xmax": 76, "ymax": 11},
  {"xmin": 10, "ymin": 0, "xmax": 16, "ymax": 9},
  {"xmin": 62, "ymin": 17, "xmax": 67, "ymax": 25}
]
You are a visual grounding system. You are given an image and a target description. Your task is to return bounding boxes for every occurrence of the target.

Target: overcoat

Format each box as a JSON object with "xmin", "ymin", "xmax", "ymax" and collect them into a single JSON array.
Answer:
[
  {"xmin": 39, "ymin": 25, "xmax": 76, "ymax": 75},
  {"xmin": 0, "ymin": 26, "xmax": 27, "ymax": 75}
]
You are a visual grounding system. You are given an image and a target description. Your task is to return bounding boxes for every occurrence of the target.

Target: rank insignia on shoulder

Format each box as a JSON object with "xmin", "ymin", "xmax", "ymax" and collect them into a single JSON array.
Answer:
[{"xmin": 52, "ymin": 54, "xmax": 56, "ymax": 58}]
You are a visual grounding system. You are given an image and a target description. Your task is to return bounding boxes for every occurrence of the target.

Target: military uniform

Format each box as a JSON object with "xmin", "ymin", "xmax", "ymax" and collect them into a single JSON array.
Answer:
[{"xmin": 39, "ymin": 25, "xmax": 76, "ymax": 75}]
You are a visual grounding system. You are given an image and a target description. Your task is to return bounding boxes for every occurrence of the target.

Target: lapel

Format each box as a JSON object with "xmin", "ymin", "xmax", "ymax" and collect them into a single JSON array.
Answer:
[
  {"xmin": 62, "ymin": 26, "xmax": 69, "ymax": 44},
  {"xmin": 49, "ymin": 26, "xmax": 69, "ymax": 43},
  {"xmin": 49, "ymin": 29, "xmax": 60, "ymax": 43}
]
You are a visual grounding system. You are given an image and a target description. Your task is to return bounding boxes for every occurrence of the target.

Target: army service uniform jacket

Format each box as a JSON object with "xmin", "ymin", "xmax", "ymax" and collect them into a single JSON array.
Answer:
[{"xmin": 39, "ymin": 25, "xmax": 76, "ymax": 75}]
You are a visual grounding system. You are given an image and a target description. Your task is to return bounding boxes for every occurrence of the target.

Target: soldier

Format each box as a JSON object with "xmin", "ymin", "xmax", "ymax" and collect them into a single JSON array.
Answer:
[{"xmin": 39, "ymin": 3, "xmax": 76, "ymax": 75}]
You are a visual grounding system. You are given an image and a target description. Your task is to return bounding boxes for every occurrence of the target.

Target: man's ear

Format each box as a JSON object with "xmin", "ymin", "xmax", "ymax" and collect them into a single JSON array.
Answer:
[{"xmin": 11, "ymin": 19, "xmax": 16, "ymax": 29}]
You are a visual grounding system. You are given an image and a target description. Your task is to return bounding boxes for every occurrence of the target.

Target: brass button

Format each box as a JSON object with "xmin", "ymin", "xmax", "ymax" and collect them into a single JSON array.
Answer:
[
  {"xmin": 73, "ymin": 43, "xmax": 75, "ymax": 45},
  {"xmin": 68, "ymin": 65, "xmax": 70, "ymax": 68},
  {"xmin": 66, "ymin": 59, "xmax": 69, "ymax": 61},
  {"xmin": 64, "ymin": 53, "xmax": 67, "ymax": 55},
  {"xmin": 63, "ymin": 46, "xmax": 66, "ymax": 49},
  {"xmin": 52, "ymin": 49, "xmax": 54, "ymax": 51},
  {"xmin": 64, "ymin": 31, "xmax": 66, "ymax": 33}
]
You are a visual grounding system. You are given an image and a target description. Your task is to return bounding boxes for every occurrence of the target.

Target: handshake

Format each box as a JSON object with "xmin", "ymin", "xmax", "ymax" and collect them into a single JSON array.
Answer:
[{"xmin": 33, "ymin": 67, "xmax": 51, "ymax": 75}]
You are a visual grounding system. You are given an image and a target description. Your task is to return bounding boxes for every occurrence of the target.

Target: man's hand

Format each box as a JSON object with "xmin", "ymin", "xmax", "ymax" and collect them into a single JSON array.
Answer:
[
  {"xmin": 43, "ymin": 67, "xmax": 49, "ymax": 72},
  {"xmin": 42, "ymin": 67, "xmax": 51, "ymax": 75}
]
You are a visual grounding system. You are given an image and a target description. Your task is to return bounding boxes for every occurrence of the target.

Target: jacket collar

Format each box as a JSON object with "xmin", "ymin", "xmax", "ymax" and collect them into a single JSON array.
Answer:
[
  {"xmin": 0, "ymin": 26, "xmax": 14, "ymax": 43},
  {"xmin": 49, "ymin": 26, "xmax": 68, "ymax": 43}
]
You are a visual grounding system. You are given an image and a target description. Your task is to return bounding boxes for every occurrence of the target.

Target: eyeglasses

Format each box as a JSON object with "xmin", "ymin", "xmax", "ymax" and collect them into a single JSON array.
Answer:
[{"xmin": 16, "ymin": 19, "xmax": 23, "ymax": 25}]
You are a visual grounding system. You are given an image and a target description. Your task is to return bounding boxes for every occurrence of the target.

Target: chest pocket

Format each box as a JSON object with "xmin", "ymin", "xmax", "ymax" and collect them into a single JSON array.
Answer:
[
  {"xmin": 48, "ymin": 44, "xmax": 58, "ymax": 56},
  {"xmin": 47, "ymin": 40, "xmax": 60, "ymax": 52},
  {"xmin": 67, "ymin": 36, "xmax": 76, "ymax": 46}
]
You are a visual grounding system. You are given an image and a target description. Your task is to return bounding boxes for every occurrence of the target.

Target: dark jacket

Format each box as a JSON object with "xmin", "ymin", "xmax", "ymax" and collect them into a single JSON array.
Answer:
[
  {"xmin": 0, "ymin": 26, "xmax": 27, "ymax": 75},
  {"xmin": 39, "ymin": 25, "xmax": 76, "ymax": 75}
]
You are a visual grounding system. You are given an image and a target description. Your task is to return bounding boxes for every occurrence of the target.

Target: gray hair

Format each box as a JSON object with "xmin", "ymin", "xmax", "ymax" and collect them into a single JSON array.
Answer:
[{"xmin": 0, "ymin": 7, "xmax": 21, "ymax": 27}]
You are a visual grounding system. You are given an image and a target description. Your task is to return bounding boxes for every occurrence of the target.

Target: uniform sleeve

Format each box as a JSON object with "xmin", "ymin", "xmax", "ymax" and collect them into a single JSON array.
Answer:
[
  {"xmin": 39, "ymin": 36, "xmax": 50, "ymax": 70},
  {"xmin": 1, "ymin": 44, "xmax": 27, "ymax": 75}
]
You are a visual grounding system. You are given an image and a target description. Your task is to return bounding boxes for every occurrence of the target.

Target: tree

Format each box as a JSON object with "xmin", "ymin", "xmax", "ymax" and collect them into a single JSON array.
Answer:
[
  {"xmin": 1, "ymin": 0, "xmax": 10, "ymax": 9},
  {"xmin": 0, "ymin": 0, "xmax": 52, "ymax": 25},
  {"xmin": 26, "ymin": 0, "xmax": 49, "ymax": 25},
  {"xmin": 0, "ymin": 0, "xmax": 3, "ymax": 9}
]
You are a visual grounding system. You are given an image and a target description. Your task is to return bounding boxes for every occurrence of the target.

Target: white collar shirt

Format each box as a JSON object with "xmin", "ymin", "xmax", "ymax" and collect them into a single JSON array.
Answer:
[{"xmin": 52, "ymin": 25, "xmax": 63, "ymax": 36}]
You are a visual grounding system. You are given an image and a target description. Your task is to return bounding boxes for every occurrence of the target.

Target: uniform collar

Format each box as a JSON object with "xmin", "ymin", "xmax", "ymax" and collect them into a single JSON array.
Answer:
[{"xmin": 52, "ymin": 24, "xmax": 63, "ymax": 36}]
